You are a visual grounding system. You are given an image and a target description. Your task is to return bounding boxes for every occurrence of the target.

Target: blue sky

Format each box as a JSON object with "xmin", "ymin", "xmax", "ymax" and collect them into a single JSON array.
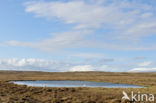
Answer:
[{"xmin": 0, "ymin": 0, "xmax": 156, "ymax": 72}]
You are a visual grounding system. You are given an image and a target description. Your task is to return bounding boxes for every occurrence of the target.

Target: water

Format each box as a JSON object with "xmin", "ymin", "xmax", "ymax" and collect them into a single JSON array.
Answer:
[{"xmin": 10, "ymin": 80, "xmax": 144, "ymax": 88}]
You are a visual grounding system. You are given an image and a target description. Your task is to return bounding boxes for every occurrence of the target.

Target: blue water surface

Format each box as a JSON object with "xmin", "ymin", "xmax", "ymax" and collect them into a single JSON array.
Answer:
[{"xmin": 10, "ymin": 80, "xmax": 144, "ymax": 88}]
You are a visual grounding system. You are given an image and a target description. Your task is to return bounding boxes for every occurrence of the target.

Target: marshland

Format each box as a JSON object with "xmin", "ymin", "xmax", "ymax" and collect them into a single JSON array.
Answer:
[{"xmin": 0, "ymin": 71, "xmax": 156, "ymax": 103}]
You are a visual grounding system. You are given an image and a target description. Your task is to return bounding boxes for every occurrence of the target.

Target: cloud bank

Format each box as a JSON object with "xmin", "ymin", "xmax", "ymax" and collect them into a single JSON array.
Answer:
[
  {"xmin": 2, "ymin": 0, "xmax": 156, "ymax": 53},
  {"xmin": 0, "ymin": 58, "xmax": 111, "ymax": 72},
  {"xmin": 0, "ymin": 58, "xmax": 155, "ymax": 72},
  {"xmin": 129, "ymin": 68, "xmax": 156, "ymax": 72}
]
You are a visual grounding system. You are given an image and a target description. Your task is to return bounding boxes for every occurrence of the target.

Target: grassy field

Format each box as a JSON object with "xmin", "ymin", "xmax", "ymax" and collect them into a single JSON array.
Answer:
[{"xmin": 0, "ymin": 71, "xmax": 156, "ymax": 103}]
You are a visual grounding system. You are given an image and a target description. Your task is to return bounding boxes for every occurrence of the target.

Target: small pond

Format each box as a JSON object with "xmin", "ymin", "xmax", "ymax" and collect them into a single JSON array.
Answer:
[{"xmin": 10, "ymin": 80, "xmax": 144, "ymax": 88}]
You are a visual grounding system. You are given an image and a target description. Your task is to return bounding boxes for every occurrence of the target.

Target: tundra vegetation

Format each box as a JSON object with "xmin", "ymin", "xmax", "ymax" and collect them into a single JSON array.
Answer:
[{"xmin": 0, "ymin": 71, "xmax": 155, "ymax": 103}]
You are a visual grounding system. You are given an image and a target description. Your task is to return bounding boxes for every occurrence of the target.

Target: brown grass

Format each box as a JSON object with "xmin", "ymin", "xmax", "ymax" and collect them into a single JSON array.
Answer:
[{"xmin": 0, "ymin": 71, "xmax": 156, "ymax": 103}]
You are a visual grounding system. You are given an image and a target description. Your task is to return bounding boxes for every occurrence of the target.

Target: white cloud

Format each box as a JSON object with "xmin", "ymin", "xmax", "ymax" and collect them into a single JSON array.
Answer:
[
  {"xmin": 0, "ymin": 58, "xmax": 112, "ymax": 72},
  {"xmin": 1, "ymin": 0, "xmax": 156, "ymax": 53},
  {"xmin": 69, "ymin": 53, "xmax": 106, "ymax": 59},
  {"xmin": 24, "ymin": 0, "xmax": 156, "ymax": 39},
  {"xmin": 69, "ymin": 64, "xmax": 110, "ymax": 72},
  {"xmin": 137, "ymin": 61, "xmax": 152, "ymax": 67},
  {"xmin": 70, "ymin": 65, "xmax": 94, "ymax": 71},
  {"xmin": 0, "ymin": 58, "xmax": 61, "ymax": 71},
  {"xmin": 3, "ymin": 31, "xmax": 156, "ymax": 54},
  {"xmin": 3, "ymin": 30, "xmax": 95, "ymax": 53},
  {"xmin": 7, "ymin": 0, "xmax": 152, "ymax": 51},
  {"xmin": 129, "ymin": 61, "xmax": 156, "ymax": 72},
  {"xmin": 121, "ymin": 21, "xmax": 156, "ymax": 40},
  {"xmin": 24, "ymin": 0, "xmax": 136, "ymax": 29},
  {"xmin": 141, "ymin": 12, "xmax": 153, "ymax": 19},
  {"xmin": 25, "ymin": 0, "xmax": 113, "ymax": 29},
  {"xmin": 129, "ymin": 67, "xmax": 156, "ymax": 72},
  {"xmin": 1, "ymin": 58, "xmax": 153, "ymax": 72}
]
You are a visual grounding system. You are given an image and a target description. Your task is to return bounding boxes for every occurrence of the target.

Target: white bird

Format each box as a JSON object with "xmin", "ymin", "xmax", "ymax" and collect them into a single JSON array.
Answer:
[{"xmin": 122, "ymin": 91, "xmax": 130, "ymax": 100}]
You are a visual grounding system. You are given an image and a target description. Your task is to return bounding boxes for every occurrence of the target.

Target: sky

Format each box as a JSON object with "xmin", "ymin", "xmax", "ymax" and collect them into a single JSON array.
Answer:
[{"xmin": 0, "ymin": 0, "xmax": 156, "ymax": 72}]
